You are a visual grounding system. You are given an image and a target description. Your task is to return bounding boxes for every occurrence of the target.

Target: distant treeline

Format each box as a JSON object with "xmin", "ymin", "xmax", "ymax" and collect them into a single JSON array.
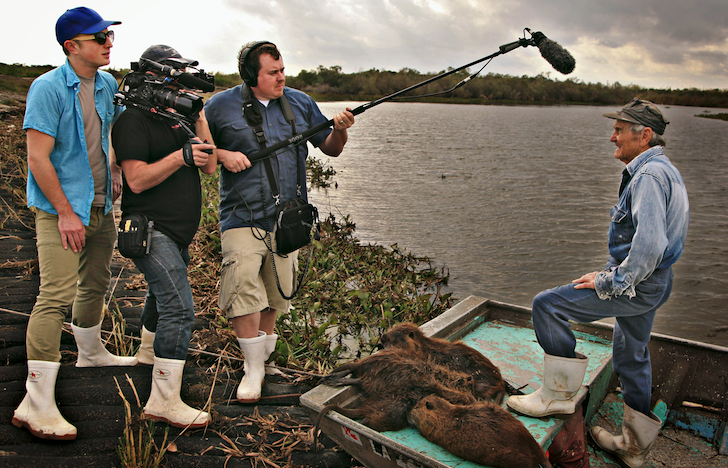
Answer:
[
  {"xmin": 0, "ymin": 63, "xmax": 55, "ymax": 78},
  {"xmin": 2, "ymin": 62, "xmax": 727, "ymax": 108},
  {"xmin": 283, "ymin": 65, "xmax": 728, "ymax": 108}
]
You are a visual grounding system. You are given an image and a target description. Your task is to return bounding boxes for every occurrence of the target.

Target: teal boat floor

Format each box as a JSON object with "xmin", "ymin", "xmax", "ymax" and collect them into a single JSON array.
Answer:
[{"xmin": 382, "ymin": 319, "xmax": 614, "ymax": 467}]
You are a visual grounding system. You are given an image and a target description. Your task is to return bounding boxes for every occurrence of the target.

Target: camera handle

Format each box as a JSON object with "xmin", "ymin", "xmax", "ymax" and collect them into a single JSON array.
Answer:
[{"xmin": 183, "ymin": 139, "xmax": 213, "ymax": 167}]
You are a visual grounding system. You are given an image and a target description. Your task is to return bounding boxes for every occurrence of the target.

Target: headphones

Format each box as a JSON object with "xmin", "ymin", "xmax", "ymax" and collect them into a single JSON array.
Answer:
[{"xmin": 239, "ymin": 41, "xmax": 275, "ymax": 87}]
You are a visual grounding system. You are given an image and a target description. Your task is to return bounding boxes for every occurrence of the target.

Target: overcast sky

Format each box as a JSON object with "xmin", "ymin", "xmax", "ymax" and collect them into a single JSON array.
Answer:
[{"xmin": 2, "ymin": 0, "xmax": 727, "ymax": 91}]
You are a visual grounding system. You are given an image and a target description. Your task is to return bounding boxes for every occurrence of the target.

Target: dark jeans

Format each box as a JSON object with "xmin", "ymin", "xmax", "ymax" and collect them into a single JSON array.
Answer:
[{"xmin": 133, "ymin": 231, "xmax": 194, "ymax": 360}]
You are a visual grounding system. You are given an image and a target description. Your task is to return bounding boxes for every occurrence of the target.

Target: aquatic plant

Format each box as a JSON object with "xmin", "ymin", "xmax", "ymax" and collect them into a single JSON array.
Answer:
[{"xmin": 188, "ymin": 159, "xmax": 453, "ymax": 372}]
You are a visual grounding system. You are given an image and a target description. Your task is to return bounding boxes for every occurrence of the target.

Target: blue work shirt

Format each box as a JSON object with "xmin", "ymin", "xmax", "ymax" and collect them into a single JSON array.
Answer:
[
  {"xmin": 205, "ymin": 85, "xmax": 331, "ymax": 233},
  {"xmin": 595, "ymin": 146, "xmax": 690, "ymax": 299},
  {"xmin": 24, "ymin": 59, "xmax": 123, "ymax": 225}
]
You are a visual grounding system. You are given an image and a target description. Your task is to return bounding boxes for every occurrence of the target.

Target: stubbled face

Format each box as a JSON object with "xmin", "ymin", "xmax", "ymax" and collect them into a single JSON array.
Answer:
[
  {"xmin": 610, "ymin": 120, "xmax": 645, "ymax": 165},
  {"xmin": 252, "ymin": 53, "xmax": 285, "ymax": 101}
]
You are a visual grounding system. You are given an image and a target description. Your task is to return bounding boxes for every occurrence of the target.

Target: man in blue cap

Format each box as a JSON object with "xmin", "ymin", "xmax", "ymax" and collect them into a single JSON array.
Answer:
[{"xmin": 12, "ymin": 7, "xmax": 132, "ymax": 441}]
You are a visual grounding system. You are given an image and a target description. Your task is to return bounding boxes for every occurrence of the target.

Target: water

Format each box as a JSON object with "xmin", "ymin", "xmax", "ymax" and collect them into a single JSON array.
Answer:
[{"xmin": 309, "ymin": 102, "xmax": 728, "ymax": 347}]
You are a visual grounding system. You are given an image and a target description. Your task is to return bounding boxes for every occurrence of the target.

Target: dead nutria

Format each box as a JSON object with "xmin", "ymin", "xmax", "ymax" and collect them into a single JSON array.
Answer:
[
  {"xmin": 408, "ymin": 395, "xmax": 553, "ymax": 468},
  {"xmin": 380, "ymin": 322, "xmax": 507, "ymax": 403},
  {"xmin": 320, "ymin": 352, "xmax": 478, "ymax": 431}
]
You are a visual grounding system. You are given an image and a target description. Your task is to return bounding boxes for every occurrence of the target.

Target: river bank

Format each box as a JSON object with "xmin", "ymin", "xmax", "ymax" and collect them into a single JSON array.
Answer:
[{"xmin": 0, "ymin": 86, "xmax": 452, "ymax": 467}]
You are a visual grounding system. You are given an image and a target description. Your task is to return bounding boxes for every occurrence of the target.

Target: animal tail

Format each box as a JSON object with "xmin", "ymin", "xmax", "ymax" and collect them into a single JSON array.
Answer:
[
  {"xmin": 313, "ymin": 404, "xmax": 363, "ymax": 451},
  {"xmin": 320, "ymin": 362, "xmax": 361, "ymax": 385}
]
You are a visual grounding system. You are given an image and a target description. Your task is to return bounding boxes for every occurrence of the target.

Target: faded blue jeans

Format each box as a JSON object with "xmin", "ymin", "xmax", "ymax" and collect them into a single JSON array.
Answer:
[
  {"xmin": 133, "ymin": 231, "xmax": 194, "ymax": 361},
  {"xmin": 532, "ymin": 267, "xmax": 673, "ymax": 415}
]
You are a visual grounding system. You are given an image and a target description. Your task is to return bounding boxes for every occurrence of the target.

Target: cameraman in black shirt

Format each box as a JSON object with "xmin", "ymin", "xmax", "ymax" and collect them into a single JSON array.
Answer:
[{"xmin": 112, "ymin": 45, "xmax": 216, "ymax": 429}]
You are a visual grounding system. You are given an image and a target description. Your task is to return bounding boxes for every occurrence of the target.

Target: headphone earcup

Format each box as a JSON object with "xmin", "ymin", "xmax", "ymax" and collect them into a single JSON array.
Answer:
[
  {"xmin": 240, "ymin": 41, "xmax": 273, "ymax": 88},
  {"xmin": 241, "ymin": 63, "xmax": 256, "ymax": 87}
]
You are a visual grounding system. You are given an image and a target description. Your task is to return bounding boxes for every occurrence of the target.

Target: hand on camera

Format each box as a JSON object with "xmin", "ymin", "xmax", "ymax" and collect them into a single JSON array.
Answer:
[{"xmin": 183, "ymin": 139, "xmax": 215, "ymax": 167}]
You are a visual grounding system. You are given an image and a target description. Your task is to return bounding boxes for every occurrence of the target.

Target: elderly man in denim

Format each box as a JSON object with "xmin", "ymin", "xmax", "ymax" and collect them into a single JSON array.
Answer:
[{"xmin": 507, "ymin": 98, "xmax": 689, "ymax": 468}]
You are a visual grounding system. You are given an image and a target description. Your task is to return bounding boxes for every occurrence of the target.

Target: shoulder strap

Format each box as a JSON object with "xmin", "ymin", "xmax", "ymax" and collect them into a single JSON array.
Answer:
[
  {"xmin": 278, "ymin": 93, "xmax": 304, "ymax": 195},
  {"xmin": 240, "ymin": 86, "xmax": 302, "ymax": 201},
  {"xmin": 241, "ymin": 84, "xmax": 279, "ymax": 202},
  {"xmin": 279, "ymin": 93, "xmax": 296, "ymax": 129},
  {"xmin": 241, "ymin": 84, "xmax": 267, "ymax": 149}
]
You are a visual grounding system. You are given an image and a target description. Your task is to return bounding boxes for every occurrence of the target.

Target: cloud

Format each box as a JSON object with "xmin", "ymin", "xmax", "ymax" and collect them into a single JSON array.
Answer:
[{"xmin": 1, "ymin": 0, "xmax": 726, "ymax": 90}]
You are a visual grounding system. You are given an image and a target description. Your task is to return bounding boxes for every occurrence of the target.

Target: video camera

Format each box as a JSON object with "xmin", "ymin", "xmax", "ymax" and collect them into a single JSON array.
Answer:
[{"xmin": 115, "ymin": 58, "xmax": 215, "ymax": 126}]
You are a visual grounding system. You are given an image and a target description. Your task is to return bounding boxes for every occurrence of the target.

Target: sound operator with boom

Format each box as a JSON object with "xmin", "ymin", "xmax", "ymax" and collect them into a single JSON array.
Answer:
[{"xmin": 205, "ymin": 41, "xmax": 356, "ymax": 404}]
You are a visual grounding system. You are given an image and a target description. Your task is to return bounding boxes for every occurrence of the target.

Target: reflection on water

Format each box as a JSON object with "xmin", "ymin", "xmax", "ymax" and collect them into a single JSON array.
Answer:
[{"xmin": 310, "ymin": 102, "xmax": 728, "ymax": 347}]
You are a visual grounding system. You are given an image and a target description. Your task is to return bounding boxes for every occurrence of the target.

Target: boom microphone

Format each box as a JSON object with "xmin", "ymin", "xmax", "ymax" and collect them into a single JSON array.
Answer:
[
  {"xmin": 241, "ymin": 30, "xmax": 577, "ymax": 163},
  {"xmin": 175, "ymin": 73, "xmax": 216, "ymax": 93},
  {"xmin": 529, "ymin": 30, "xmax": 575, "ymax": 75}
]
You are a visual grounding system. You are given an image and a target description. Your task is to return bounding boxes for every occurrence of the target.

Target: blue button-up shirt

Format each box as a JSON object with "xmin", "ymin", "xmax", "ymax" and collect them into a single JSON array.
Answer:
[
  {"xmin": 205, "ymin": 86, "xmax": 331, "ymax": 233},
  {"xmin": 24, "ymin": 59, "xmax": 123, "ymax": 225},
  {"xmin": 595, "ymin": 146, "xmax": 690, "ymax": 299}
]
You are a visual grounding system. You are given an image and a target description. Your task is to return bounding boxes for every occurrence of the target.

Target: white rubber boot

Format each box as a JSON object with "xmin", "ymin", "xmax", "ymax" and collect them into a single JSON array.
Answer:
[
  {"xmin": 72, "ymin": 322, "xmax": 138, "ymax": 367},
  {"xmin": 264, "ymin": 332, "xmax": 285, "ymax": 376},
  {"xmin": 144, "ymin": 357, "xmax": 211, "ymax": 429},
  {"xmin": 11, "ymin": 360, "xmax": 77, "ymax": 440},
  {"xmin": 507, "ymin": 352, "xmax": 589, "ymax": 417},
  {"xmin": 237, "ymin": 331, "xmax": 268, "ymax": 402},
  {"xmin": 591, "ymin": 404, "xmax": 662, "ymax": 468},
  {"xmin": 135, "ymin": 326, "xmax": 155, "ymax": 365}
]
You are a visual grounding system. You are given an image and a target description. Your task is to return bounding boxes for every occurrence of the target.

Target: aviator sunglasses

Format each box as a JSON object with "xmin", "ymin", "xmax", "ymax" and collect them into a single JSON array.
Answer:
[{"xmin": 74, "ymin": 30, "xmax": 115, "ymax": 45}]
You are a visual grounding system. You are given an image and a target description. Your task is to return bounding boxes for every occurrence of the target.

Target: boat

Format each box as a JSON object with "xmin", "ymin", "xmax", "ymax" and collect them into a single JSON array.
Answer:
[{"xmin": 301, "ymin": 295, "xmax": 728, "ymax": 468}]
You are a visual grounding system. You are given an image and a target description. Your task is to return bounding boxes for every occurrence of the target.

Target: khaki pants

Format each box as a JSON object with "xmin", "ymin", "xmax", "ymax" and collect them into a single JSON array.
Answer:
[
  {"xmin": 26, "ymin": 207, "xmax": 116, "ymax": 361},
  {"xmin": 219, "ymin": 227, "xmax": 298, "ymax": 318}
]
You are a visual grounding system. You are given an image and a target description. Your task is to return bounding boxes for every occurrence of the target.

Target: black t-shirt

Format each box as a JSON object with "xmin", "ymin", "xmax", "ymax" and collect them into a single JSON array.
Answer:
[{"xmin": 112, "ymin": 108, "xmax": 202, "ymax": 247}]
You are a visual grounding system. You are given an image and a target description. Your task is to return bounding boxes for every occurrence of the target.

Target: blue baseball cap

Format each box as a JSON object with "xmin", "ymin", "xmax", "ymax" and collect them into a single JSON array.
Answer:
[{"xmin": 55, "ymin": 7, "xmax": 121, "ymax": 45}]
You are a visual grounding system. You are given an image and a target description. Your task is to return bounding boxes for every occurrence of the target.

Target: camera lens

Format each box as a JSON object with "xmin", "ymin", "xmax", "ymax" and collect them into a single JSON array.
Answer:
[{"xmin": 154, "ymin": 89, "xmax": 203, "ymax": 116}]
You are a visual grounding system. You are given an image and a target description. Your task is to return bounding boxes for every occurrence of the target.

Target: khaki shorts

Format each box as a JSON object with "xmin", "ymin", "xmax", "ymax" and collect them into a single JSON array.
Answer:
[{"xmin": 219, "ymin": 227, "xmax": 298, "ymax": 318}]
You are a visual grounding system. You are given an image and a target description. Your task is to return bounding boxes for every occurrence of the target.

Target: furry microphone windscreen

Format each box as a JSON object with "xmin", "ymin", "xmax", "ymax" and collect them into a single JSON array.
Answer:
[{"xmin": 532, "ymin": 31, "xmax": 576, "ymax": 75}]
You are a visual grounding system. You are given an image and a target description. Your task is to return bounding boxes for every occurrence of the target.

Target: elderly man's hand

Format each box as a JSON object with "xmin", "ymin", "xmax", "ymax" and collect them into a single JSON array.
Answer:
[{"xmin": 572, "ymin": 271, "xmax": 598, "ymax": 290}]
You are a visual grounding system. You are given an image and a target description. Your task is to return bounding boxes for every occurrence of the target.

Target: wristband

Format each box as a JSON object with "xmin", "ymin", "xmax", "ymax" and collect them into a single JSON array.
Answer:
[{"xmin": 182, "ymin": 141, "xmax": 195, "ymax": 167}]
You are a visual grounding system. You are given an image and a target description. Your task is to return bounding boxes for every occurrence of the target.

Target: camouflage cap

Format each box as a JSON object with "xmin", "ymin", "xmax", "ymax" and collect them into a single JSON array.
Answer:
[{"xmin": 603, "ymin": 98, "xmax": 669, "ymax": 135}]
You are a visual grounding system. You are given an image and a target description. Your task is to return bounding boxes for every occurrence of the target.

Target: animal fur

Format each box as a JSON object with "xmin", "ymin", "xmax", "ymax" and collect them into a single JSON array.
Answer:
[
  {"xmin": 380, "ymin": 322, "xmax": 507, "ymax": 403},
  {"xmin": 408, "ymin": 395, "xmax": 553, "ymax": 468},
  {"xmin": 320, "ymin": 352, "xmax": 478, "ymax": 431}
]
